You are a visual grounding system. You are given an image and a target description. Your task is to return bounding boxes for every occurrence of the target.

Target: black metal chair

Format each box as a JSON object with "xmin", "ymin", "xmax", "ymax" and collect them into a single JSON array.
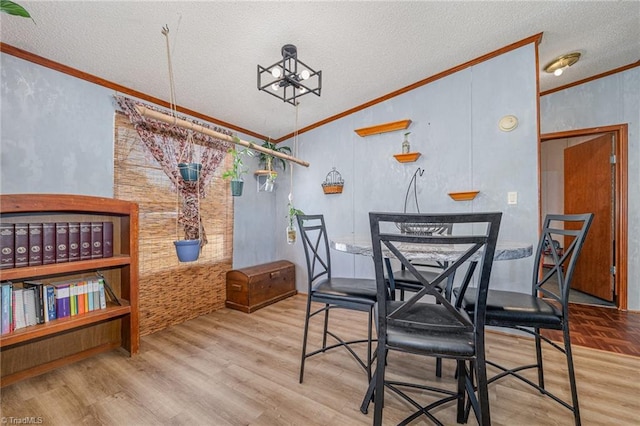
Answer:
[
  {"xmin": 362, "ymin": 212, "xmax": 502, "ymax": 426},
  {"xmin": 387, "ymin": 223, "xmax": 453, "ymax": 301},
  {"xmin": 297, "ymin": 214, "xmax": 377, "ymax": 384},
  {"xmin": 457, "ymin": 213, "xmax": 593, "ymax": 426}
]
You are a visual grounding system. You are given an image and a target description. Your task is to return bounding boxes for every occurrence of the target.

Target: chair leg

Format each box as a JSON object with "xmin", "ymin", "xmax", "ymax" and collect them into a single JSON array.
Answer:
[
  {"xmin": 373, "ymin": 337, "xmax": 387, "ymax": 426},
  {"xmin": 436, "ymin": 358, "xmax": 442, "ymax": 378},
  {"xmin": 475, "ymin": 352, "xmax": 491, "ymax": 426},
  {"xmin": 299, "ymin": 297, "xmax": 313, "ymax": 383},
  {"xmin": 360, "ymin": 369, "xmax": 377, "ymax": 414},
  {"xmin": 456, "ymin": 360, "xmax": 466, "ymax": 424},
  {"xmin": 563, "ymin": 325, "xmax": 581, "ymax": 426},
  {"xmin": 322, "ymin": 303, "xmax": 330, "ymax": 350},
  {"xmin": 535, "ymin": 327, "xmax": 545, "ymax": 391},
  {"xmin": 367, "ymin": 307, "xmax": 373, "ymax": 382}
]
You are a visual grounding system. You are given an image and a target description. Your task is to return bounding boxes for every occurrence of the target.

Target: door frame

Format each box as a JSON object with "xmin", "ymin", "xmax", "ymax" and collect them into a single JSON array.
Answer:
[{"xmin": 540, "ymin": 124, "xmax": 628, "ymax": 310}]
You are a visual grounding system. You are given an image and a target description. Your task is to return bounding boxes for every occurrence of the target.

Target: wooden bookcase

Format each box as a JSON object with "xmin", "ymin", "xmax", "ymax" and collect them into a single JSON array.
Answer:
[{"xmin": 0, "ymin": 194, "xmax": 139, "ymax": 386}]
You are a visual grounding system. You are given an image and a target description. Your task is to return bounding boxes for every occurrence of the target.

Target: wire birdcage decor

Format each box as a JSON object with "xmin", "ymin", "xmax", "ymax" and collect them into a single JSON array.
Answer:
[
  {"xmin": 396, "ymin": 167, "xmax": 449, "ymax": 234},
  {"xmin": 322, "ymin": 167, "xmax": 344, "ymax": 194}
]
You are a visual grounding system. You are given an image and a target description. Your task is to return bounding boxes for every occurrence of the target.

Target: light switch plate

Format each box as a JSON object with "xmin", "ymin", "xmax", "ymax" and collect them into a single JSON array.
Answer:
[{"xmin": 508, "ymin": 191, "xmax": 518, "ymax": 205}]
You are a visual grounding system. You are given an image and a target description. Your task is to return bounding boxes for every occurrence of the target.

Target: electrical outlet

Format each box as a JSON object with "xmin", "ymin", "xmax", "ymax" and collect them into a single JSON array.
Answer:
[{"xmin": 507, "ymin": 191, "xmax": 518, "ymax": 205}]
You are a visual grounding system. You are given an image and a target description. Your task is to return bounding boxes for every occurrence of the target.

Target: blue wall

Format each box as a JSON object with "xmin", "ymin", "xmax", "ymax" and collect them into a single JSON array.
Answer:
[
  {"xmin": 272, "ymin": 44, "xmax": 539, "ymax": 297},
  {"xmin": 540, "ymin": 67, "xmax": 640, "ymax": 310},
  {"xmin": 1, "ymin": 54, "xmax": 114, "ymax": 197}
]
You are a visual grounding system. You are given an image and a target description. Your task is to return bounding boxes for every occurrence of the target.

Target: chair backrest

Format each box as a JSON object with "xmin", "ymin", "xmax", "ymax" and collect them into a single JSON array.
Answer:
[
  {"xmin": 533, "ymin": 213, "xmax": 594, "ymax": 310},
  {"xmin": 297, "ymin": 214, "xmax": 332, "ymax": 291},
  {"xmin": 370, "ymin": 212, "xmax": 502, "ymax": 333}
]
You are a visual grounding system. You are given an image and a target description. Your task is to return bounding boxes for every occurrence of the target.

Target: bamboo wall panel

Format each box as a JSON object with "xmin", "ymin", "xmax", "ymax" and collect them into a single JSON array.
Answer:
[{"xmin": 114, "ymin": 113, "xmax": 233, "ymax": 336}]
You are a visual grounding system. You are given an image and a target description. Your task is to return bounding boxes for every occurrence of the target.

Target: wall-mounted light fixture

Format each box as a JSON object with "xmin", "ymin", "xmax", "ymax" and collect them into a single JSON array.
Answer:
[
  {"xmin": 544, "ymin": 52, "xmax": 581, "ymax": 76},
  {"xmin": 257, "ymin": 44, "xmax": 322, "ymax": 106}
]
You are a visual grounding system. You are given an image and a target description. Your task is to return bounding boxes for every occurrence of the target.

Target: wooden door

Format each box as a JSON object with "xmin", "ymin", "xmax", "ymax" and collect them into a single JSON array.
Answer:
[{"xmin": 564, "ymin": 134, "xmax": 614, "ymax": 301}]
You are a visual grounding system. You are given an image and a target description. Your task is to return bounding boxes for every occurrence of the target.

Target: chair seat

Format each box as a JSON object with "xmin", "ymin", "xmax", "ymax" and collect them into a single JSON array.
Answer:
[
  {"xmin": 386, "ymin": 301, "xmax": 475, "ymax": 357},
  {"xmin": 460, "ymin": 288, "xmax": 563, "ymax": 328},
  {"xmin": 312, "ymin": 277, "xmax": 377, "ymax": 305}
]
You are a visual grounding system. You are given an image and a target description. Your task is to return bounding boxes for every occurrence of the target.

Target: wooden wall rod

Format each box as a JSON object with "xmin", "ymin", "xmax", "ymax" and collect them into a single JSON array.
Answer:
[{"xmin": 134, "ymin": 105, "xmax": 310, "ymax": 167}]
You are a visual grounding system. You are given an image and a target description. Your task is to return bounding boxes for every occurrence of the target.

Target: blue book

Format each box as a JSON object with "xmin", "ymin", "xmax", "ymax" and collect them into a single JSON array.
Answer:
[
  {"xmin": 52, "ymin": 282, "xmax": 70, "ymax": 319},
  {"xmin": 45, "ymin": 285, "xmax": 56, "ymax": 321},
  {"xmin": 1, "ymin": 282, "xmax": 12, "ymax": 334}
]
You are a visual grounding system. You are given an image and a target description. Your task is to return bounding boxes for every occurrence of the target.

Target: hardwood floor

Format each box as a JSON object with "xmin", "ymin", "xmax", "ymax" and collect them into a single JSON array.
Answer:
[
  {"xmin": 2, "ymin": 295, "xmax": 639, "ymax": 425},
  {"xmin": 543, "ymin": 303, "xmax": 640, "ymax": 357}
]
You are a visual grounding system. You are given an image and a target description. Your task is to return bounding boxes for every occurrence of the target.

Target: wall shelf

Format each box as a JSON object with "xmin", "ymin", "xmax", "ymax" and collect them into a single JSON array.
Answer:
[
  {"xmin": 448, "ymin": 191, "xmax": 480, "ymax": 201},
  {"xmin": 354, "ymin": 119, "xmax": 411, "ymax": 137},
  {"xmin": 254, "ymin": 170, "xmax": 277, "ymax": 192},
  {"xmin": 393, "ymin": 152, "xmax": 421, "ymax": 163}
]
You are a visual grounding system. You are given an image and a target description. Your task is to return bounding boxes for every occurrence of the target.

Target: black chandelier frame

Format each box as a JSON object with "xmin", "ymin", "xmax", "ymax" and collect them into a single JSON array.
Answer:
[{"xmin": 257, "ymin": 44, "xmax": 322, "ymax": 106}]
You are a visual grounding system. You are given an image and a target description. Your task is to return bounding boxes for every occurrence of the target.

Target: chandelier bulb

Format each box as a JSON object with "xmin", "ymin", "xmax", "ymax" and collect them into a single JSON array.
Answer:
[
  {"xmin": 271, "ymin": 67, "xmax": 282, "ymax": 78},
  {"xmin": 554, "ymin": 68, "xmax": 564, "ymax": 76},
  {"xmin": 300, "ymin": 69, "xmax": 311, "ymax": 80},
  {"xmin": 271, "ymin": 83, "xmax": 280, "ymax": 91},
  {"xmin": 299, "ymin": 87, "xmax": 307, "ymax": 94}
]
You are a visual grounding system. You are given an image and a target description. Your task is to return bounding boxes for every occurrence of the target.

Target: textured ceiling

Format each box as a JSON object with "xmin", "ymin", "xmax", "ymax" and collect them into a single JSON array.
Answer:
[{"xmin": 1, "ymin": 1, "xmax": 639, "ymax": 140}]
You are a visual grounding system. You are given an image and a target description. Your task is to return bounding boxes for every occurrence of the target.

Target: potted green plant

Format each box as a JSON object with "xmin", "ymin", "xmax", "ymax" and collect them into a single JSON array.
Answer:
[
  {"xmin": 259, "ymin": 139, "xmax": 292, "ymax": 172},
  {"xmin": 286, "ymin": 202, "xmax": 304, "ymax": 244},
  {"xmin": 222, "ymin": 146, "xmax": 253, "ymax": 196}
]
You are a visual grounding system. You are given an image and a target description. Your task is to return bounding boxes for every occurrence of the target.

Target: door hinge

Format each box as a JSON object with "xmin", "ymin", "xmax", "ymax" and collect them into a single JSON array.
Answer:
[
  {"xmin": 610, "ymin": 266, "xmax": 616, "ymax": 275},
  {"xmin": 610, "ymin": 154, "xmax": 617, "ymax": 164}
]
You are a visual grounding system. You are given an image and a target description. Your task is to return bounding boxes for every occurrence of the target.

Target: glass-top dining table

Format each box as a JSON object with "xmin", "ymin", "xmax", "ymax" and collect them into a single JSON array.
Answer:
[{"xmin": 330, "ymin": 235, "xmax": 534, "ymax": 262}]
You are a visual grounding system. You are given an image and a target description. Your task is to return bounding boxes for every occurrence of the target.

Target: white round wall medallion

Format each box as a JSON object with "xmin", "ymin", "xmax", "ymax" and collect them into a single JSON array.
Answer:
[{"xmin": 498, "ymin": 115, "xmax": 518, "ymax": 132}]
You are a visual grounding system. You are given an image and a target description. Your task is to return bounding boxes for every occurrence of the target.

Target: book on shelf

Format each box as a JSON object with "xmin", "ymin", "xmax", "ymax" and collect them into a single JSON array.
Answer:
[
  {"xmin": 96, "ymin": 272, "xmax": 121, "ymax": 306},
  {"xmin": 45, "ymin": 285, "xmax": 56, "ymax": 322},
  {"xmin": 0, "ymin": 223, "xmax": 15, "ymax": 269},
  {"xmin": 68, "ymin": 222, "xmax": 80, "ymax": 262},
  {"xmin": 69, "ymin": 282, "xmax": 77, "ymax": 316},
  {"xmin": 1, "ymin": 281, "xmax": 12, "ymax": 334},
  {"xmin": 12, "ymin": 288, "xmax": 27, "ymax": 330},
  {"xmin": 52, "ymin": 282, "xmax": 71, "ymax": 319},
  {"xmin": 23, "ymin": 287, "xmax": 37, "ymax": 327},
  {"xmin": 80, "ymin": 222, "xmax": 92, "ymax": 261},
  {"xmin": 55, "ymin": 223, "xmax": 69, "ymax": 263},
  {"xmin": 23, "ymin": 281, "xmax": 45, "ymax": 324},
  {"xmin": 97, "ymin": 279, "xmax": 107, "ymax": 309},
  {"xmin": 91, "ymin": 279, "xmax": 101, "ymax": 310},
  {"xmin": 14, "ymin": 223, "xmax": 29, "ymax": 268},
  {"xmin": 102, "ymin": 221, "xmax": 113, "ymax": 258},
  {"xmin": 77, "ymin": 281, "xmax": 86, "ymax": 315},
  {"xmin": 91, "ymin": 222, "xmax": 103, "ymax": 259},
  {"xmin": 28, "ymin": 223, "xmax": 43, "ymax": 266},
  {"xmin": 42, "ymin": 223, "xmax": 56, "ymax": 265}
]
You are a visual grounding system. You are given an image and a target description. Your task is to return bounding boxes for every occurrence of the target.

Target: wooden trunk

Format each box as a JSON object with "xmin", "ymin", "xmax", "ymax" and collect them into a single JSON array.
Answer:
[{"xmin": 225, "ymin": 260, "xmax": 296, "ymax": 313}]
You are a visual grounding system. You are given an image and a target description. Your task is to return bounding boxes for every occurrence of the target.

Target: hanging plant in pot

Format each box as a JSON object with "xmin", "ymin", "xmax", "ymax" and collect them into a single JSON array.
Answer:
[
  {"xmin": 258, "ymin": 139, "xmax": 290, "ymax": 193},
  {"xmin": 222, "ymin": 145, "xmax": 253, "ymax": 196},
  {"xmin": 286, "ymin": 201, "xmax": 304, "ymax": 244},
  {"xmin": 177, "ymin": 131, "xmax": 202, "ymax": 182},
  {"xmin": 173, "ymin": 177, "xmax": 203, "ymax": 262}
]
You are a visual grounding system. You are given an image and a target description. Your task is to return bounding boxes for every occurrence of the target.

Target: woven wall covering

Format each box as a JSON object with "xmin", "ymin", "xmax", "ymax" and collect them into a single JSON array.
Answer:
[{"xmin": 114, "ymin": 112, "xmax": 233, "ymax": 336}]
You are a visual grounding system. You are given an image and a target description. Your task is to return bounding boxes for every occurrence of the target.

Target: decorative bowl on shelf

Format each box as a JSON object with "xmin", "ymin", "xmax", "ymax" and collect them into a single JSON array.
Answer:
[
  {"xmin": 448, "ymin": 190, "xmax": 480, "ymax": 201},
  {"xmin": 393, "ymin": 152, "xmax": 422, "ymax": 163}
]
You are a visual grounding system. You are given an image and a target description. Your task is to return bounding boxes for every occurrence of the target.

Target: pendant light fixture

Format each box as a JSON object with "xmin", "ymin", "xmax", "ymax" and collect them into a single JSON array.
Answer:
[{"xmin": 257, "ymin": 44, "xmax": 322, "ymax": 105}]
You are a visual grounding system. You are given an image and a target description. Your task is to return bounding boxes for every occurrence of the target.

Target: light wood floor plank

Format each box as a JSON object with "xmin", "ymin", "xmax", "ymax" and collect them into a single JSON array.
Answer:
[{"xmin": 2, "ymin": 295, "xmax": 639, "ymax": 425}]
